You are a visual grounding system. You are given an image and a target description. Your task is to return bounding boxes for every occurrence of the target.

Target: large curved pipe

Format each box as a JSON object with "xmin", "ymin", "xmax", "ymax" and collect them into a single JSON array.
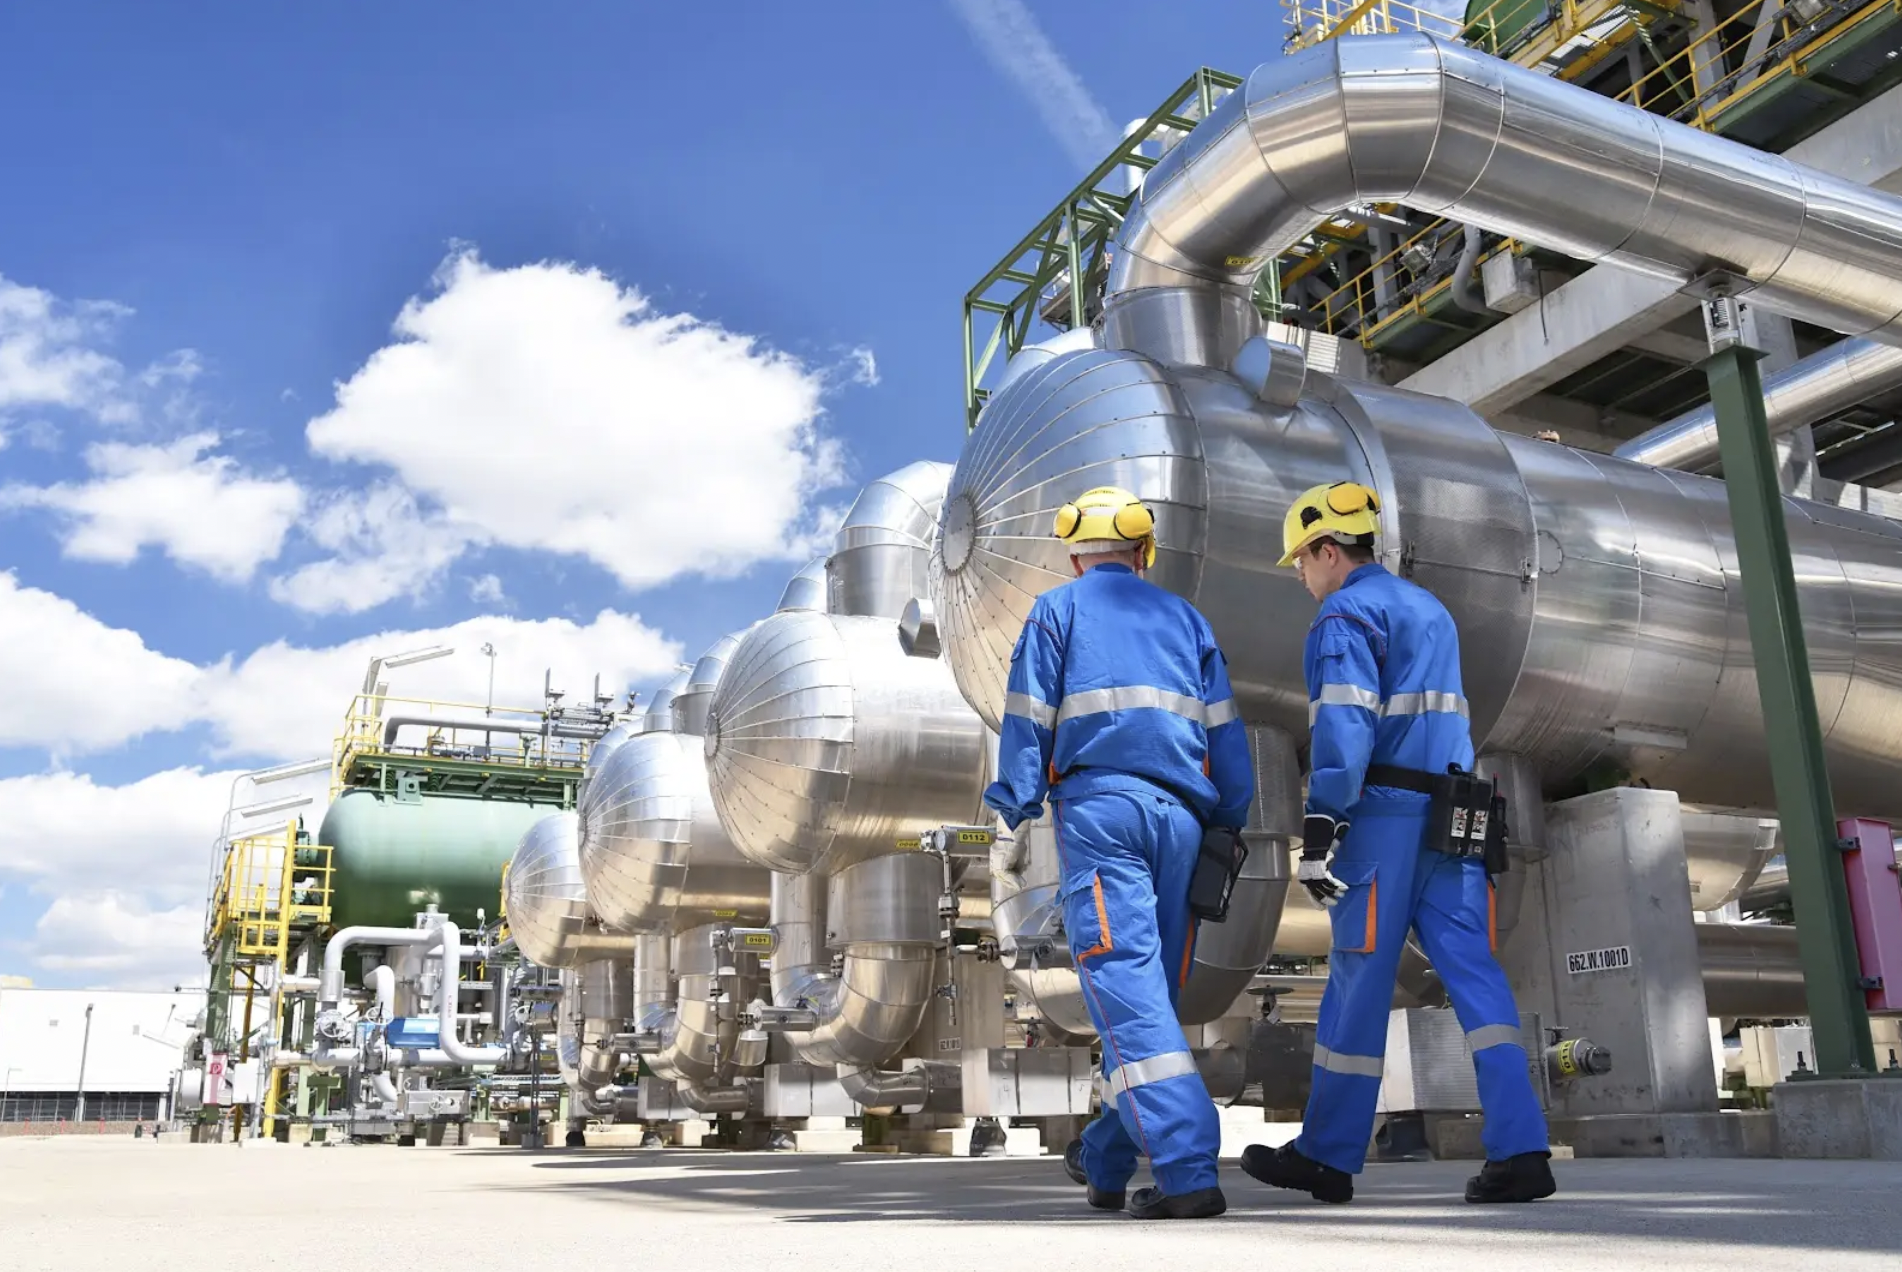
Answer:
[
  {"xmin": 837, "ymin": 1063, "xmax": 935, "ymax": 1113},
  {"xmin": 368, "ymin": 965, "xmax": 395, "ymax": 1021},
  {"xmin": 766, "ymin": 857, "xmax": 942, "ymax": 1067},
  {"xmin": 827, "ymin": 460, "xmax": 954, "ymax": 621},
  {"xmin": 319, "ymin": 925, "xmax": 438, "ymax": 1008},
  {"xmin": 430, "ymin": 923, "xmax": 508, "ymax": 1065},
  {"xmin": 1449, "ymin": 224, "xmax": 1497, "ymax": 317},
  {"xmin": 647, "ymin": 923, "xmax": 758, "ymax": 1086},
  {"xmin": 1103, "ymin": 34, "xmax": 1902, "ymax": 368},
  {"xmin": 677, "ymin": 1082, "xmax": 750, "ymax": 1115},
  {"xmin": 1615, "ymin": 337, "xmax": 1902, "ymax": 472}
]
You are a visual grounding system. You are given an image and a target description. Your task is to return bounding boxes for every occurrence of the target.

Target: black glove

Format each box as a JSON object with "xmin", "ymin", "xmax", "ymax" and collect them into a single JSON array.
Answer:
[{"xmin": 1299, "ymin": 814, "xmax": 1350, "ymax": 907}]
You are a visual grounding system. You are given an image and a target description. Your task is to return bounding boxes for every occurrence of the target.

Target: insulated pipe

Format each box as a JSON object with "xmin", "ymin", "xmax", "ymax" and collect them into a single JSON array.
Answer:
[
  {"xmin": 381, "ymin": 715, "xmax": 601, "ymax": 748},
  {"xmin": 1696, "ymin": 922, "xmax": 1807, "ymax": 1018},
  {"xmin": 767, "ymin": 859, "xmax": 943, "ymax": 1068},
  {"xmin": 647, "ymin": 923, "xmax": 754, "ymax": 1085},
  {"xmin": 290, "ymin": 1048, "xmax": 459, "ymax": 1070},
  {"xmin": 372, "ymin": 1072, "xmax": 401, "ymax": 1107},
  {"xmin": 1102, "ymin": 34, "xmax": 1902, "ymax": 369},
  {"xmin": 319, "ymin": 926, "xmax": 438, "ymax": 1007},
  {"xmin": 826, "ymin": 460, "xmax": 954, "ymax": 621},
  {"xmin": 1449, "ymin": 224, "xmax": 1497, "ymax": 317},
  {"xmin": 1614, "ymin": 337, "xmax": 1902, "ymax": 472},
  {"xmin": 429, "ymin": 923, "xmax": 508, "ymax": 1065},
  {"xmin": 1177, "ymin": 725, "xmax": 1297, "ymax": 1024},
  {"xmin": 632, "ymin": 934, "xmax": 672, "ymax": 1034},
  {"xmin": 369, "ymin": 965, "xmax": 396, "ymax": 1021},
  {"xmin": 677, "ymin": 1082, "xmax": 750, "ymax": 1115},
  {"xmin": 836, "ymin": 1063, "xmax": 931, "ymax": 1112}
]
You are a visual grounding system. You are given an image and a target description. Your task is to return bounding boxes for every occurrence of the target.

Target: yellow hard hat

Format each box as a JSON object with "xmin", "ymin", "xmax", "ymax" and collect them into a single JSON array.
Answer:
[
  {"xmin": 1278, "ymin": 481, "xmax": 1380, "ymax": 567},
  {"xmin": 1053, "ymin": 485, "xmax": 1156, "ymax": 568}
]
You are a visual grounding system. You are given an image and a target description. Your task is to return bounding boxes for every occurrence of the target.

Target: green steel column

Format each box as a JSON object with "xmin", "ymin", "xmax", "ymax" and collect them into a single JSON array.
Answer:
[{"xmin": 1704, "ymin": 341, "xmax": 1876, "ymax": 1076}]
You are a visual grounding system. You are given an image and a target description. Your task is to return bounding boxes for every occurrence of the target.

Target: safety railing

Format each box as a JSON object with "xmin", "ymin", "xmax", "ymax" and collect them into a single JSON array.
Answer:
[
  {"xmin": 331, "ymin": 692, "xmax": 590, "ymax": 797},
  {"xmin": 1618, "ymin": 0, "xmax": 1899, "ymax": 131},
  {"xmin": 1284, "ymin": 0, "xmax": 1463, "ymax": 46},
  {"xmin": 205, "ymin": 827, "xmax": 332, "ymax": 960}
]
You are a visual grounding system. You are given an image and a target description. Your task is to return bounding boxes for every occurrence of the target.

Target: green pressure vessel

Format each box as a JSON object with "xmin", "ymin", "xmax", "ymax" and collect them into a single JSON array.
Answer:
[{"xmin": 320, "ymin": 791, "xmax": 561, "ymax": 929}]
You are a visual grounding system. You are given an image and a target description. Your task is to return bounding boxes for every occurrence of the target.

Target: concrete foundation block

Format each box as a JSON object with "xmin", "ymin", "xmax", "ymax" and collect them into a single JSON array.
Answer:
[
  {"xmin": 1774, "ymin": 1079, "xmax": 1902, "ymax": 1159},
  {"xmin": 788, "ymin": 1127, "xmax": 863, "ymax": 1152},
  {"xmin": 1435, "ymin": 1111, "xmax": 1773, "ymax": 1159}
]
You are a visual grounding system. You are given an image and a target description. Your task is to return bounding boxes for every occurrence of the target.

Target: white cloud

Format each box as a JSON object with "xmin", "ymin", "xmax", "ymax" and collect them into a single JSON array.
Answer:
[
  {"xmin": 948, "ymin": 0, "xmax": 1119, "ymax": 168},
  {"xmin": 30, "ymin": 894, "xmax": 207, "ymax": 986},
  {"xmin": 0, "ymin": 767, "xmax": 236, "ymax": 905},
  {"xmin": 194, "ymin": 608, "xmax": 682, "ymax": 761},
  {"xmin": 0, "ymin": 768, "xmax": 238, "ymax": 988},
  {"xmin": 1, "ymin": 432, "xmax": 305, "ymax": 581},
  {"xmin": 268, "ymin": 482, "xmax": 468, "ymax": 613},
  {"xmin": 294, "ymin": 249, "xmax": 845, "ymax": 607},
  {"xmin": 468, "ymin": 573, "xmax": 507, "ymax": 605},
  {"xmin": 0, "ymin": 571, "xmax": 682, "ymax": 760},
  {"xmin": 0, "ymin": 571, "xmax": 200, "ymax": 752},
  {"xmin": 0, "ymin": 275, "xmax": 132, "ymax": 421},
  {"xmin": 845, "ymin": 346, "xmax": 880, "ymax": 387}
]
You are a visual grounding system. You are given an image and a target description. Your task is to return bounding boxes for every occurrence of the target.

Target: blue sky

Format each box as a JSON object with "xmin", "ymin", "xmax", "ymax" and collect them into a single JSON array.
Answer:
[{"xmin": 0, "ymin": 0, "xmax": 1290, "ymax": 986}]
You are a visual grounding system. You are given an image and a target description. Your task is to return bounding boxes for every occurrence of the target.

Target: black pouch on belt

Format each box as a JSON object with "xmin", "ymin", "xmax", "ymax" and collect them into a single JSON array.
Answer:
[
  {"xmin": 1482, "ymin": 790, "xmax": 1511, "ymax": 876},
  {"xmin": 1188, "ymin": 826, "xmax": 1249, "ymax": 922},
  {"xmin": 1422, "ymin": 766, "xmax": 1497, "ymax": 860}
]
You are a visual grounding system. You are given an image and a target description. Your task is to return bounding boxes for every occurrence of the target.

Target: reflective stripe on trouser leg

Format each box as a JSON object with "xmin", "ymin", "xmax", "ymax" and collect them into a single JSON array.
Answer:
[
  {"xmin": 1295, "ymin": 815, "xmax": 1420, "ymax": 1177},
  {"xmin": 1060, "ymin": 791, "xmax": 1220, "ymax": 1197},
  {"xmin": 1414, "ymin": 852, "xmax": 1548, "ymax": 1161},
  {"xmin": 1099, "ymin": 1049, "xmax": 1200, "ymax": 1101}
]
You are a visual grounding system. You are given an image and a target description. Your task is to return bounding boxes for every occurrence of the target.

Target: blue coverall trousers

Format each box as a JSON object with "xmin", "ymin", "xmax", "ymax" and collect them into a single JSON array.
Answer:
[
  {"xmin": 1056, "ymin": 789, "xmax": 1221, "ymax": 1197},
  {"xmin": 1296, "ymin": 797, "xmax": 1549, "ymax": 1175}
]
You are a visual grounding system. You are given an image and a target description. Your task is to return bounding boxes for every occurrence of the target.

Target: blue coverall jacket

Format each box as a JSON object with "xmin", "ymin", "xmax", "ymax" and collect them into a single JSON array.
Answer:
[
  {"xmin": 984, "ymin": 562, "xmax": 1253, "ymax": 1196},
  {"xmin": 1299, "ymin": 563, "xmax": 1548, "ymax": 1173}
]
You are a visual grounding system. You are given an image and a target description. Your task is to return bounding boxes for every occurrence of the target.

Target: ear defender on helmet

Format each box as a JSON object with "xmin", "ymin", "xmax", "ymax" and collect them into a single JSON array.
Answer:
[
  {"xmin": 1053, "ymin": 503, "xmax": 1083, "ymax": 540},
  {"xmin": 1111, "ymin": 499, "xmax": 1154, "ymax": 542},
  {"xmin": 1325, "ymin": 482, "xmax": 1378, "ymax": 516}
]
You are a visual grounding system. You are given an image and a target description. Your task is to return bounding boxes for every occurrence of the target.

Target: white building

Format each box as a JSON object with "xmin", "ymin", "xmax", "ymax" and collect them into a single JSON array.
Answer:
[{"xmin": 0, "ymin": 986, "xmax": 205, "ymax": 1123}]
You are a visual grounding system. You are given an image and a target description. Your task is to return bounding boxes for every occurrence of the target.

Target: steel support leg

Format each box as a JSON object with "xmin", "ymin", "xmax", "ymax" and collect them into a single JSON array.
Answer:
[{"xmin": 1704, "ymin": 343, "xmax": 1876, "ymax": 1076}]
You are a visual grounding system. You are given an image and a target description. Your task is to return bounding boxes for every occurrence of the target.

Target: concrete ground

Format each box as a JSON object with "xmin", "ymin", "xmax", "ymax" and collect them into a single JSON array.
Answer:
[{"xmin": 2, "ymin": 1137, "xmax": 1897, "ymax": 1272}]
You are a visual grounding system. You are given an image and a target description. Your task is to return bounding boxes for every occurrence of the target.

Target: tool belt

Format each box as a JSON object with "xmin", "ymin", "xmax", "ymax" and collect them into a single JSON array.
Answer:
[{"xmin": 1366, "ymin": 763, "xmax": 1510, "ymax": 874}]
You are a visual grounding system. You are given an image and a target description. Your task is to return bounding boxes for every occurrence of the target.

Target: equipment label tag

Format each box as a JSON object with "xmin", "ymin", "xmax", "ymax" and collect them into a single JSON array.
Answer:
[{"xmin": 1565, "ymin": 945, "xmax": 1632, "ymax": 975}]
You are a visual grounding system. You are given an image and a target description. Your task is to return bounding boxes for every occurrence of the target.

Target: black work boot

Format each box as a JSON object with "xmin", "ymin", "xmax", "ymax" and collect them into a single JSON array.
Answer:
[
  {"xmin": 1063, "ymin": 1139, "xmax": 1125, "ymax": 1211},
  {"xmin": 1465, "ymin": 1151, "xmax": 1556, "ymax": 1203},
  {"xmin": 1239, "ymin": 1142, "xmax": 1354, "ymax": 1204},
  {"xmin": 1127, "ymin": 1185, "xmax": 1227, "ymax": 1220}
]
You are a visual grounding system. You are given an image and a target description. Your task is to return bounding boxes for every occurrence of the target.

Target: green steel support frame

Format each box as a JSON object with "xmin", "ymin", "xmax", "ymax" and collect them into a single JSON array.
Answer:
[
  {"xmin": 962, "ymin": 68, "xmax": 1245, "ymax": 432},
  {"xmin": 1704, "ymin": 341, "xmax": 1877, "ymax": 1077}
]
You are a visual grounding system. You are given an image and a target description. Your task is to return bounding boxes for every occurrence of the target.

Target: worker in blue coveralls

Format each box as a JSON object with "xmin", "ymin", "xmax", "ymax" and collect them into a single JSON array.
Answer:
[
  {"xmin": 1239, "ymin": 480, "xmax": 1555, "ymax": 1206},
  {"xmin": 984, "ymin": 485, "xmax": 1254, "ymax": 1221}
]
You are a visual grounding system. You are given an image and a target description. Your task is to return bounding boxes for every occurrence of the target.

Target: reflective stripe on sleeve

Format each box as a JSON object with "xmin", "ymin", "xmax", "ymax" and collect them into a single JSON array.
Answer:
[
  {"xmin": 1004, "ymin": 691, "xmax": 1057, "ymax": 729},
  {"xmin": 1204, "ymin": 697, "xmax": 1239, "ymax": 727},
  {"xmin": 1466, "ymin": 1023, "xmax": 1524, "ymax": 1054},
  {"xmin": 1309, "ymin": 683, "xmax": 1382, "ymax": 723}
]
